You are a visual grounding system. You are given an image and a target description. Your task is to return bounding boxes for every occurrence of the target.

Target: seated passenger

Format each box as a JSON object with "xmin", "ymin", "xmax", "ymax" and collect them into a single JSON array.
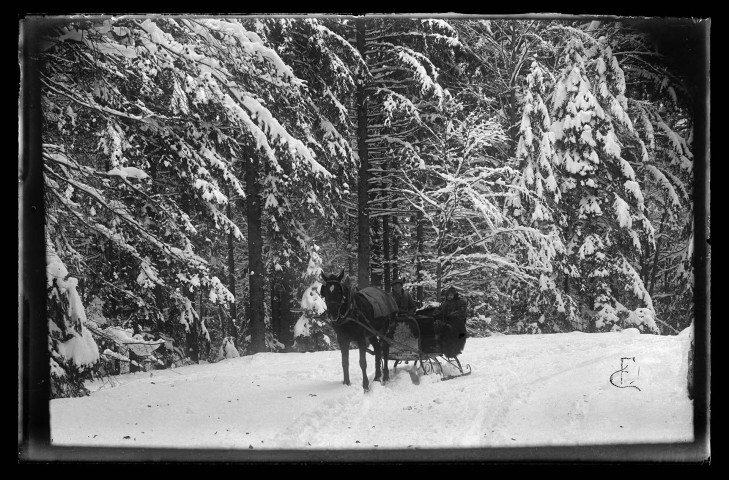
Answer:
[
  {"xmin": 390, "ymin": 278, "xmax": 417, "ymax": 316},
  {"xmin": 433, "ymin": 286, "xmax": 468, "ymax": 357}
]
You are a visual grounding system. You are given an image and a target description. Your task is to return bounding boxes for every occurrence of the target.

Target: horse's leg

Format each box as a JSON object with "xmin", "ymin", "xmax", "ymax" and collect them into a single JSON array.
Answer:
[
  {"xmin": 338, "ymin": 334, "xmax": 350, "ymax": 386},
  {"xmin": 358, "ymin": 338, "xmax": 369, "ymax": 391},
  {"xmin": 372, "ymin": 337, "xmax": 382, "ymax": 382}
]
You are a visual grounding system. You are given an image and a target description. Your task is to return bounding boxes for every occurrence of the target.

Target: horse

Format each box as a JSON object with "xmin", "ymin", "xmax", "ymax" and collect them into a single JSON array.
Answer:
[{"xmin": 319, "ymin": 270, "xmax": 394, "ymax": 391}]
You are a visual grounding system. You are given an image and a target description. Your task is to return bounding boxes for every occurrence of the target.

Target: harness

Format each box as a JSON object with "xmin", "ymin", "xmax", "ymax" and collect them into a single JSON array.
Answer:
[
  {"xmin": 321, "ymin": 279, "xmax": 422, "ymax": 356},
  {"xmin": 322, "ymin": 280, "xmax": 356, "ymax": 326}
]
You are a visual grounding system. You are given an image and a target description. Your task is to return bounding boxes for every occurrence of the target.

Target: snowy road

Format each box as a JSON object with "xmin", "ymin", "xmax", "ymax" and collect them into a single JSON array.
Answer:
[{"xmin": 50, "ymin": 331, "xmax": 694, "ymax": 452}]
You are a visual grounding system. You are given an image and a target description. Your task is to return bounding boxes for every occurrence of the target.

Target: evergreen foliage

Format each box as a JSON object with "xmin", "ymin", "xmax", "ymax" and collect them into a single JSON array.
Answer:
[{"xmin": 30, "ymin": 17, "xmax": 699, "ymax": 396}]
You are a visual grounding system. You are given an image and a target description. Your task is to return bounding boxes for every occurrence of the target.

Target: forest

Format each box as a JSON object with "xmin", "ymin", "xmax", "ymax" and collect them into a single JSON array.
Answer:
[{"xmin": 23, "ymin": 15, "xmax": 704, "ymax": 399}]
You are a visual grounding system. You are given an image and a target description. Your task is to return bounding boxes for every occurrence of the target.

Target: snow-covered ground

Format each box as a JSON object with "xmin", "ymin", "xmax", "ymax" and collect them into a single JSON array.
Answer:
[{"xmin": 50, "ymin": 330, "xmax": 695, "ymax": 456}]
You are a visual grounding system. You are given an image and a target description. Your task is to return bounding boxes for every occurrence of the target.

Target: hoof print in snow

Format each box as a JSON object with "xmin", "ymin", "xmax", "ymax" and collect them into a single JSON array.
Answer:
[
  {"xmin": 309, "ymin": 394, "xmax": 317, "ymax": 397},
  {"xmin": 355, "ymin": 440, "xmax": 360, "ymax": 443},
  {"xmin": 123, "ymin": 436, "xmax": 131, "ymax": 439}
]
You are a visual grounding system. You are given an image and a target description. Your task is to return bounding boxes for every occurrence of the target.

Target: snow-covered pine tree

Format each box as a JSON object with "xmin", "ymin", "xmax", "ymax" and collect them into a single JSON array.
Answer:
[
  {"xmin": 292, "ymin": 245, "xmax": 332, "ymax": 351},
  {"xmin": 46, "ymin": 238, "xmax": 100, "ymax": 398},
  {"xmin": 548, "ymin": 27, "xmax": 657, "ymax": 332},
  {"xmin": 505, "ymin": 59, "xmax": 578, "ymax": 332},
  {"xmin": 41, "ymin": 19, "xmax": 242, "ymax": 359},
  {"xmin": 446, "ymin": 19, "xmax": 573, "ymax": 332},
  {"xmin": 609, "ymin": 22, "xmax": 696, "ymax": 331}
]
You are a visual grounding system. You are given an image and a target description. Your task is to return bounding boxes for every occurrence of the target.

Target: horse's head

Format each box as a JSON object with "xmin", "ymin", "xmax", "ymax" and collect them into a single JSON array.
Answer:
[{"xmin": 320, "ymin": 270, "xmax": 348, "ymax": 319}]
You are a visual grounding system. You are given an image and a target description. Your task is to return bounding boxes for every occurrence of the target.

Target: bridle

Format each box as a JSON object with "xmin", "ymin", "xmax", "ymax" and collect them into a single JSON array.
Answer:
[{"xmin": 322, "ymin": 279, "xmax": 355, "ymax": 326}]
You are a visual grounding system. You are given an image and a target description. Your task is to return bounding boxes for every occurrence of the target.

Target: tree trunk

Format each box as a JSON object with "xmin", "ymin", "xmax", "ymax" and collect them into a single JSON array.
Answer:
[
  {"xmin": 271, "ymin": 267, "xmax": 295, "ymax": 349},
  {"xmin": 225, "ymin": 195, "xmax": 238, "ymax": 339},
  {"xmin": 392, "ymin": 215, "xmax": 400, "ymax": 283},
  {"xmin": 271, "ymin": 276, "xmax": 286, "ymax": 348},
  {"xmin": 356, "ymin": 18, "xmax": 370, "ymax": 288},
  {"xmin": 371, "ymin": 215, "xmax": 382, "ymax": 287},
  {"xmin": 347, "ymin": 211, "xmax": 354, "ymax": 277},
  {"xmin": 246, "ymin": 158, "xmax": 266, "ymax": 353},
  {"xmin": 415, "ymin": 209, "xmax": 424, "ymax": 304},
  {"xmin": 649, "ymin": 207, "xmax": 670, "ymax": 296},
  {"xmin": 383, "ymin": 206, "xmax": 391, "ymax": 292},
  {"xmin": 436, "ymin": 241, "xmax": 443, "ymax": 302},
  {"xmin": 185, "ymin": 290, "xmax": 200, "ymax": 363}
]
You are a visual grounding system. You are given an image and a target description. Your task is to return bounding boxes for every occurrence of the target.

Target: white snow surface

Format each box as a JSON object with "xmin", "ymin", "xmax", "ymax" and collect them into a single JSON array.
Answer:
[{"xmin": 50, "ymin": 332, "xmax": 693, "ymax": 453}]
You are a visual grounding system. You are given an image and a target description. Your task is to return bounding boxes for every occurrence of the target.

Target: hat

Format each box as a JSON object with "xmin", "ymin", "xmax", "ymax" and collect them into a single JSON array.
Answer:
[{"xmin": 392, "ymin": 278, "xmax": 403, "ymax": 286}]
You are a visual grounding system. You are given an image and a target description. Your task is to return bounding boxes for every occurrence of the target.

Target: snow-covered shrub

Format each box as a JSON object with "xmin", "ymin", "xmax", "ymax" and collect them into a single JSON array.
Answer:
[
  {"xmin": 593, "ymin": 303, "xmax": 621, "ymax": 332},
  {"xmin": 265, "ymin": 331, "xmax": 286, "ymax": 352},
  {"xmin": 624, "ymin": 307, "xmax": 660, "ymax": 334},
  {"xmin": 217, "ymin": 336, "xmax": 241, "ymax": 360},
  {"xmin": 47, "ymin": 243, "xmax": 100, "ymax": 398},
  {"xmin": 292, "ymin": 314, "xmax": 333, "ymax": 352},
  {"xmin": 292, "ymin": 247, "xmax": 333, "ymax": 352},
  {"xmin": 466, "ymin": 313, "xmax": 492, "ymax": 337},
  {"xmin": 96, "ymin": 326, "xmax": 167, "ymax": 372},
  {"xmin": 591, "ymin": 301, "xmax": 660, "ymax": 334},
  {"xmin": 513, "ymin": 319, "xmax": 542, "ymax": 335}
]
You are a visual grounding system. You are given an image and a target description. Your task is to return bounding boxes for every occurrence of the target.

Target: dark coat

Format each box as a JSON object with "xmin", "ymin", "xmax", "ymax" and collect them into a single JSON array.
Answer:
[
  {"xmin": 436, "ymin": 287, "xmax": 468, "ymax": 357},
  {"xmin": 390, "ymin": 287, "xmax": 417, "ymax": 315}
]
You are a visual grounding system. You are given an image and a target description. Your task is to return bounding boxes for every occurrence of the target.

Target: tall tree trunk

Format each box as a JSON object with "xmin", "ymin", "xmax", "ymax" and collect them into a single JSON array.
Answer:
[
  {"xmin": 383, "ymin": 207, "xmax": 391, "ymax": 291},
  {"xmin": 649, "ymin": 207, "xmax": 670, "ymax": 296},
  {"xmin": 640, "ymin": 250, "xmax": 650, "ymax": 287},
  {"xmin": 185, "ymin": 290, "xmax": 199, "ymax": 363},
  {"xmin": 149, "ymin": 152, "xmax": 170, "ymax": 333},
  {"xmin": 225, "ymin": 190, "xmax": 238, "ymax": 339},
  {"xmin": 436, "ymin": 240, "xmax": 443, "ymax": 302},
  {"xmin": 246, "ymin": 158, "xmax": 266, "ymax": 353},
  {"xmin": 371, "ymin": 215, "xmax": 382, "ymax": 287},
  {"xmin": 392, "ymin": 215, "xmax": 400, "ymax": 283},
  {"xmin": 415, "ymin": 209, "xmax": 424, "ymax": 304},
  {"xmin": 347, "ymin": 210, "xmax": 354, "ymax": 277},
  {"xmin": 356, "ymin": 18, "xmax": 370, "ymax": 288},
  {"xmin": 271, "ymin": 273, "xmax": 291, "ymax": 349}
]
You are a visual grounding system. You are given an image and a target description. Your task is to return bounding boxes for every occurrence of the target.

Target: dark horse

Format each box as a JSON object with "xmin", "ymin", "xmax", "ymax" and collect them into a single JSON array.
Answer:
[{"xmin": 320, "ymin": 270, "xmax": 392, "ymax": 391}]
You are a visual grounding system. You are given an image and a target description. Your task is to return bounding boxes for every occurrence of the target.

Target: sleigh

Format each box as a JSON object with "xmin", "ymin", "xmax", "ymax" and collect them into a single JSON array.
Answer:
[
  {"xmin": 320, "ymin": 274, "xmax": 471, "ymax": 387},
  {"xmin": 385, "ymin": 307, "xmax": 471, "ymax": 381}
]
